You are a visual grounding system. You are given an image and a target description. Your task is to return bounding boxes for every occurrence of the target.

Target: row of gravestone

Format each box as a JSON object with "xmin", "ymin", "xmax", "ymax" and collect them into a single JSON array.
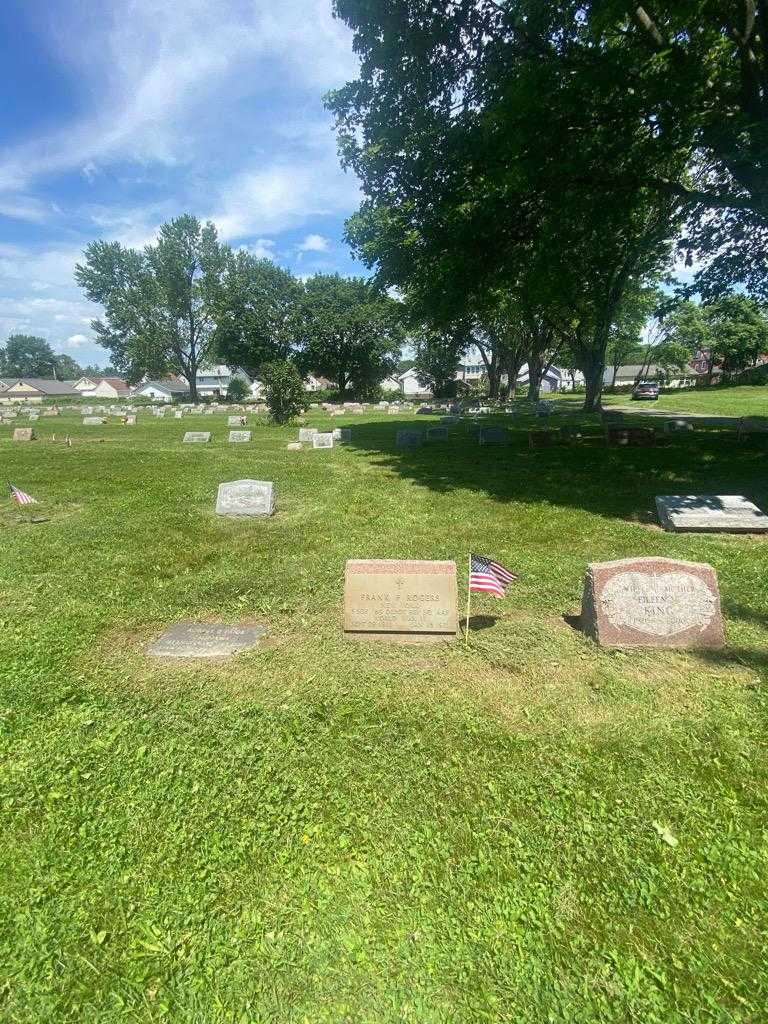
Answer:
[{"xmin": 148, "ymin": 554, "xmax": 727, "ymax": 657}]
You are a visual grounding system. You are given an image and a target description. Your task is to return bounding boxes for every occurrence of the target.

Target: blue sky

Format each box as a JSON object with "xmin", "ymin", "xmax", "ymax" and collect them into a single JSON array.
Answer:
[{"xmin": 0, "ymin": 0, "xmax": 363, "ymax": 367}]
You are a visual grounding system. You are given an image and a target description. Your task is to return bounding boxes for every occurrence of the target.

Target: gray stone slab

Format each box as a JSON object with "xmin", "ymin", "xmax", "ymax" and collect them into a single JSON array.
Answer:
[
  {"xmin": 12, "ymin": 427, "xmax": 35, "ymax": 441},
  {"xmin": 396, "ymin": 429, "xmax": 424, "ymax": 448},
  {"xmin": 82, "ymin": 417, "xmax": 106, "ymax": 425},
  {"xmin": 183, "ymin": 431, "xmax": 211, "ymax": 443},
  {"xmin": 286, "ymin": 442, "xmax": 302, "ymax": 450},
  {"xmin": 333, "ymin": 428, "xmax": 352, "ymax": 442},
  {"xmin": 478, "ymin": 427, "xmax": 508, "ymax": 445},
  {"xmin": 148, "ymin": 621, "xmax": 267, "ymax": 658},
  {"xmin": 313, "ymin": 432, "xmax": 334, "ymax": 448},
  {"xmin": 228, "ymin": 416, "xmax": 247, "ymax": 426},
  {"xmin": 656, "ymin": 494, "xmax": 768, "ymax": 533},
  {"xmin": 216, "ymin": 479, "xmax": 274, "ymax": 517},
  {"xmin": 426, "ymin": 426, "xmax": 448, "ymax": 440},
  {"xmin": 298, "ymin": 428, "xmax": 318, "ymax": 442},
  {"xmin": 228, "ymin": 430, "xmax": 251, "ymax": 442}
]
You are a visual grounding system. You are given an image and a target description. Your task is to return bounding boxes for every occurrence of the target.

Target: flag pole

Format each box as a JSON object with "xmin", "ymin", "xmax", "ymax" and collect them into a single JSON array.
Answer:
[{"xmin": 464, "ymin": 553, "xmax": 472, "ymax": 647}]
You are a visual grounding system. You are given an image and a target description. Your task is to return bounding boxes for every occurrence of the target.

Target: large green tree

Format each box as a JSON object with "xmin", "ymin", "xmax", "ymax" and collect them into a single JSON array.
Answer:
[
  {"xmin": 54, "ymin": 353, "xmax": 84, "ymax": 380},
  {"xmin": 295, "ymin": 274, "xmax": 404, "ymax": 397},
  {"xmin": 75, "ymin": 215, "xmax": 232, "ymax": 401},
  {"xmin": 214, "ymin": 252, "xmax": 301, "ymax": 376},
  {"xmin": 663, "ymin": 295, "xmax": 768, "ymax": 376},
  {"xmin": 0, "ymin": 334, "xmax": 58, "ymax": 377},
  {"xmin": 327, "ymin": 0, "xmax": 685, "ymax": 410}
]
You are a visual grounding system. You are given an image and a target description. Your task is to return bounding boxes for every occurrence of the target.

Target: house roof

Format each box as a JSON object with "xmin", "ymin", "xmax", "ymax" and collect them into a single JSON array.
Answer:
[
  {"xmin": 95, "ymin": 377, "xmax": 129, "ymax": 389},
  {"xmin": 138, "ymin": 379, "xmax": 190, "ymax": 394},
  {"xmin": 5, "ymin": 378, "xmax": 79, "ymax": 395}
]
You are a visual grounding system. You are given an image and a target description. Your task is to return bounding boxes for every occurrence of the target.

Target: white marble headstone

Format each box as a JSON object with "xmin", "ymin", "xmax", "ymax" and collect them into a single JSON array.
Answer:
[{"xmin": 216, "ymin": 479, "xmax": 274, "ymax": 517}]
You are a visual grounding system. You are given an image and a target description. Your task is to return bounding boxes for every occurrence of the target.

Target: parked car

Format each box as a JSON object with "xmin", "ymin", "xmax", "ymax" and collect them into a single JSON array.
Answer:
[{"xmin": 632, "ymin": 380, "xmax": 660, "ymax": 401}]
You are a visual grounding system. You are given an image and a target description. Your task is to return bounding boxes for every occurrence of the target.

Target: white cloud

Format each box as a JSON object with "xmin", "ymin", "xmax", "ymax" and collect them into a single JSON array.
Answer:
[
  {"xmin": 212, "ymin": 157, "xmax": 359, "ymax": 240},
  {"xmin": 0, "ymin": 0, "xmax": 357, "ymax": 194},
  {"xmin": 65, "ymin": 333, "xmax": 90, "ymax": 348},
  {"xmin": 298, "ymin": 233, "xmax": 330, "ymax": 253}
]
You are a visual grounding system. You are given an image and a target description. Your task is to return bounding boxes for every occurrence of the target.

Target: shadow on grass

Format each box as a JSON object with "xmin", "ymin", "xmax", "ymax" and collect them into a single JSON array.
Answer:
[
  {"xmin": 346, "ymin": 416, "xmax": 768, "ymax": 523},
  {"xmin": 467, "ymin": 614, "xmax": 500, "ymax": 632}
]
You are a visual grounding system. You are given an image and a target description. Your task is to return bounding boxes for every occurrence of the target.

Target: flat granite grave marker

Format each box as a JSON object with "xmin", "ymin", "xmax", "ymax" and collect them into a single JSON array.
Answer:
[
  {"xmin": 183, "ymin": 431, "xmax": 211, "ymax": 443},
  {"xmin": 656, "ymin": 495, "xmax": 768, "ymax": 533},
  {"xmin": 344, "ymin": 559, "xmax": 458, "ymax": 643},
  {"xmin": 12, "ymin": 427, "xmax": 34, "ymax": 441},
  {"xmin": 149, "ymin": 622, "xmax": 267, "ymax": 658},
  {"xmin": 125, "ymin": 415, "xmax": 136, "ymax": 425},
  {"xmin": 313, "ymin": 432, "xmax": 334, "ymax": 449},
  {"xmin": 396, "ymin": 429, "xmax": 424, "ymax": 448},
  {"xmin": 228, "ymin": 430, "xmax": 251, "ymax": 443},
  {"xmin": 228, "ymin": 416, "xmax": 247, "ymax": 426},
  {"xmin": 333, "ymin": 427, "xmax": 352, "ymax": 442},
  {"xmin": 286, "ymin": 442, "xmax": 302, "ymax": 451},
  {"xmin": 298, "ymin": 428, "xmax": 317, "ymax": 442},
  {"xmin": 216, "ymin": 479, "xmax": 274, "ymax": 517},
  {"xmin": 174, "ymin": 410, "xmax": 183, "ymax": 419},
  {"xmin": 580, "ymin": 556, "xmax": 724, "ymax": 649},
  {"xmin": 426, "ymin": 426, "xmax": 448, "ymax": 441},
  {"xmin": 82, "ymin": 417, "xmax": 105, "ymax": 425}
]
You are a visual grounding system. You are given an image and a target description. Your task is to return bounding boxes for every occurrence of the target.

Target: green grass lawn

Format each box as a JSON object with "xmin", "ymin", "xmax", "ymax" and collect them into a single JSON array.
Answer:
[
  {"xmin": 598, "ymin": 384, "xmax": 768, "ymax": 417},
  {"xmin": 1, "ymin": 398, "xmax": 767, "ymax": 1023}
]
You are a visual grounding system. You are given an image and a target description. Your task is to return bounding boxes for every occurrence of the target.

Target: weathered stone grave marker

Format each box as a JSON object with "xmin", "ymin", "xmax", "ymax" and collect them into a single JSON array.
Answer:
[
  {"xmin": 149, "ymin": 622, "xmax": 267, "ymax": 658},
  {"xmin": 396, "ymin": 429, "xmax": 424, "ymax": 448},
  {"xmin": 656, "ymin": 495, "xmax": 768, "ymax": 533},
  {"xmin": 478, "ymin": 426, "xmax": 508, "ymax": 445},
  {"xmin": 313, "ymin": 432, "xmax": 334, "ymax": 449},
  {"xmin": 228, "ymin": 430, "xmax": 251, "ymax": 443},
  {"xmin": 228, "ymin": 416, "xmax": 247, "ymax": 426},
  {"xmin": 344, "ymin": 559, "xmax": 458, "ymax": 643},
  {"xmin": 83, "ymin": 417, "xmax": 105, "ymax": 425},
  {"xmin": 286, "ymin": 442, "xmax": 302, "ymax": 451},
  {"xmin": 12, "ymin": 427, "xmax": 34, "ymax": 442},
  {"xmin": 426, "ymin": 426, "xmax": 448, "ymax": 441},
  {"xmin": 298, "ymin": 428, "xmax": 317, "ymax": 442},
  {"xmin": 183, "ymin": 431, "xmax": 211, "ymax": 443},
  {"xmin": 333, "ymin": 428, "xmax": 352, "ymax": 442},
  {"xmin": 216, "ymin": 479, "xmax": 274, "ymax": 517},
  {"xmin": 580, "ymin": 556, "xmax": 724, "ymax": 649}
]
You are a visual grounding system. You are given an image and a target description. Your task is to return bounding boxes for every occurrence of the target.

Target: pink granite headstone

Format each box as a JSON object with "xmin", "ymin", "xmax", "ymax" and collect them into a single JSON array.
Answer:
[{"xmin": 580, "ymin": 556, "xmax": 724, "ymax": 649}]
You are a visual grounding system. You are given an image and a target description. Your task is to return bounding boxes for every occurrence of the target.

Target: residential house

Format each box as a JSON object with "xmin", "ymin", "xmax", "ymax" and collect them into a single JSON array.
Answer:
[
  {"xmin": 515, "ymin": 364, "xmax": 580, "ymax": 393},
  {"xmin": 0, "ymin": 378, "xmax": 79, "ymax": 403},
  {"xmin": 134, "ymin": 379, "xmax": 191, "ymax": 402},
  {"xmin": 603, "ymin": 363, "xmax": 700, "ymax": 388},
  {"xmin": 188, "ymin": 365, "xmax": 252, "ymax": 398}
]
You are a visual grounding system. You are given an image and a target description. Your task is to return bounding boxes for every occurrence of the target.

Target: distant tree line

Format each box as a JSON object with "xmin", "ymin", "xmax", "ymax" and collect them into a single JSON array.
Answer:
[
  {"xmin": 326, "ymin": 0, "xmax": 768, "ymax": 409},
  {"xmin": 0, "ymin": 334, "xmax": 116, "ymax": 380},
  {"xmin": 75, "ymin": 214, "xmax": 405, "ymax": 403}
]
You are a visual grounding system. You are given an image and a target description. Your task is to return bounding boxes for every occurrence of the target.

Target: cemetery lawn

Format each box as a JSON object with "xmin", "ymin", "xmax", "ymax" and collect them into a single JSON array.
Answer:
[
  {"xmin": 2, "ymin": 402, "xmax": 768, "ymax": 1024},
  {"xmin": 598, "ymin": 383, "xmax": 768, "ymax": 418}
]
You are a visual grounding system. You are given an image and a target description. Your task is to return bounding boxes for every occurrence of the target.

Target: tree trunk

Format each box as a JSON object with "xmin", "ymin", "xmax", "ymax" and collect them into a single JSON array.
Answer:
[
  {"xmin": 527, "ymin": 350, "xmax": 543, "ymax": 402},
  {"xmin": 187, "ymin": 357, "xmax": 198, "ymax": 402},
  {"xmin": 582, "ymin": 351, "xmax": 605, "ymax": 412},
  {"xmin": 507, "ymin": 355, "xmax": 523, "ymax": 398},
  {"xmin": 338, "ymin": 372, "xmax": 347, "ymax": 397}
]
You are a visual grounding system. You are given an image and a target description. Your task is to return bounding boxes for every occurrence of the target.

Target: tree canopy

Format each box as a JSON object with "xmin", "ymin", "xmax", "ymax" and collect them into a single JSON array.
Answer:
[
  {"xmin": 327, "ymin": 0, "xmax": 765, "ymax": 408},
  {"xmin": 294, "ymin": 274, "xmax": 404, "ymax": 398},
  {"xmin": 0, "ymin": 335, "xmax": 59, "ymax": 378},
  {"xmin": 75, "ymin": 215, "xmax": 232, "ymax": 400}
]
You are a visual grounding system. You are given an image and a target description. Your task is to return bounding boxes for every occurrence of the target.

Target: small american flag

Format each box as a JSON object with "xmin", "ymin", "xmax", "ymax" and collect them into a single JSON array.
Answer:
[
  {"xmin": 9, "ymin": 483, "xmax": 38, "ymax": 506},
  {"xmin": 469, "ymin": 553, "xmax": 518, "ymax": 598}
]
